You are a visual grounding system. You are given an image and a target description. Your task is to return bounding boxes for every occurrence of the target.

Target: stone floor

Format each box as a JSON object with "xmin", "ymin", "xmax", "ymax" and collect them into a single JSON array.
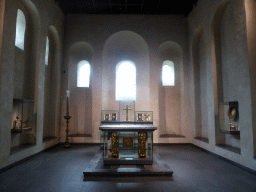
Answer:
[{"xmin": 1, "ymin": 144, "xmax": 256, "ymax": 192}]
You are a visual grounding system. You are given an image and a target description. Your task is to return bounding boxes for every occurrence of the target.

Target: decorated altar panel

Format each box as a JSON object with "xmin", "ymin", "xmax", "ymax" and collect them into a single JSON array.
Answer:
[{"xmin": 100, "ymin": 125, "xmax": 157, "ymax": 165}]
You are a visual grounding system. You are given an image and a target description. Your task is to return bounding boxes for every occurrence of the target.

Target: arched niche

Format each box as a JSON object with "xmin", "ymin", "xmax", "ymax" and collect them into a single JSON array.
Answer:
[
  {"xmin": 192, "ymin": 26, "xmax": 209, "ymax": 142},
  {"xmin": 11, "ymin": 0, "xmax": 40, "ymax": 150},
  {"xmin": 158, "ymin": 41, "xmax": 184, "ymax": 137},
  {"xmin": 43, "ymin": 25, "xmax": 61, "ymax": 141},
  {"xmin": 212, "ymin": 0, "xmax": 250, "ymax": 152},
  {"xmin": 67, "ymin": 42, "xmax": 94, "ymax": 137},
  {"xmin": 102, "ymin": 30, "xmax": 150, "ymax": 111}
]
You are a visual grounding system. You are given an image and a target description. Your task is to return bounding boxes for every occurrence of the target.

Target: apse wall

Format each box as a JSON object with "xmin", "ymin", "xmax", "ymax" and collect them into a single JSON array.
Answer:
[
  {"xmin": 188, "ymin": 0, "xmax": 256, "ymax": 171},
  {"xmin": 62, "ymin": 15, "xmax": 191, "ymax": 144},
  {"xmin": 0, "ymin": 0, "xmax": 64, "ymax": 170}
]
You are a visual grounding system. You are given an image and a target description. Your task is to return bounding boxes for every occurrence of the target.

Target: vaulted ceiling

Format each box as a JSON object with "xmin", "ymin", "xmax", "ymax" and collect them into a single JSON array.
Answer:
[{"xmin": 56, "ymin": 0, "xmax": 198, "ymax": 16}]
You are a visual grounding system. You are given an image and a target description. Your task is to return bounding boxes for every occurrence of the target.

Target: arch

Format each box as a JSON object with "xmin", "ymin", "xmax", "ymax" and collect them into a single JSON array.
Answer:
[
  {"xmin": 102, "ymin": 30, "xmax": 150, "ymax": 110},
  {"xmin": 67, "ymin": 41, "xmax": 94, "ymax": 137},
  {"xmin": 158, "ymin": 41, "xmax": 183, "ymax": 136},
  {"xmin": 69, "ymin": 42, "xmax": 94, "ymax": 62},
  {"xmin": 158, "ymin": 41, "xmax": 183, "ymax": 61},
  {"xmin": 116, "ymin": 60, "xmax": 136, "ymax": 100},
  {"xmin": 103, "ymin": 30, "xmax": 149, "ymax": 63},
  {"xmin": 192, "ymin": 26, "xmax": 208, "ymax": 140},
  {"xmin": 43, "ymin": 25, "xmax": 62, "ymax": 140},
  {"xmin": 211, "ymin": 0, "xmax": 249, "ymax": 150},
  {"xmin": 18, "ymin": 0, "xmax": 41, "ymax": 101},
  {"xmin": 11, "ymin": 0, "xmax": 41, "ymax": 148}
]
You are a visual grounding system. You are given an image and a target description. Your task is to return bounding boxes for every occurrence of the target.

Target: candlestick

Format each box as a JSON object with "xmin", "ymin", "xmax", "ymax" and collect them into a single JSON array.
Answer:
[{"xmin": 64, "ymin": 90, "xmax": 71, "ymax": 148}]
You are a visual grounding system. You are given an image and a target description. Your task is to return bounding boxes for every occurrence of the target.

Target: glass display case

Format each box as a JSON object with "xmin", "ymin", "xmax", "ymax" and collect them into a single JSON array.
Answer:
[
  {"xmin": 101, "ymin": 110, "xmax": 119, "ymax": 122},
  {"xmin": 135, "ymin": 111, "xmax": 153, "ymax": 122},
  {"xmin": 219, "ymin": 101, "xmax": 240, "ymax": 134},
  {"xmin": 11, "ymin": 98, "xmax": 34, "ymax": 133},
  {"xmin": 101, "ymin": 129, "xmax": 154, "ymax": 165}
]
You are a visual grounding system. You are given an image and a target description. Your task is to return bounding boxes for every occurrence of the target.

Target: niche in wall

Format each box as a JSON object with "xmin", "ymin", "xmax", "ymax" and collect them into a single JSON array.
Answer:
[
  {"xmin": 212, "ymin": 0, "xmax": 250, "ymax": 154},
  {"xmin": 43, "ymin": 26, "xmax": 61, "ymax": 142},
  {"xmin": 192, "ymin": 27, "xmax": 209, "ymax": 143},
  {"xmin": 11, "ymin": 0, "xmax": 40, "ymax": 153},
  {"xmin": 102, "ymin": 30, "xmax": 150, "ymax": 111},
  {"xmin": 67, "ymin": 42, "xmax": 94, "ymax": 139},
  {"xmin": 158, "ymin": 41, "xmax": 184, "ymax": 138}
]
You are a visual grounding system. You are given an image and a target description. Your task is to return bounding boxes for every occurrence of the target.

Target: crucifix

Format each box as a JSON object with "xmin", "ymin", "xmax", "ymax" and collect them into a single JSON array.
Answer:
[{"xmin": 123, "ymin": 105, "xmax": 132, "ymax": 121}]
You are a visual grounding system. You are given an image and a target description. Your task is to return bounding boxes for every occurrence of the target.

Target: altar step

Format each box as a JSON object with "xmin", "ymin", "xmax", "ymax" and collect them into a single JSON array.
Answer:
[{"xmin": 83, "ymin": 150, "xmax": 173, "ymax": 178}]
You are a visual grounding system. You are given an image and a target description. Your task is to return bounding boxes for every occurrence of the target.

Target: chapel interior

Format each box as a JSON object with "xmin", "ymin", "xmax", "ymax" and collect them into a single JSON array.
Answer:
[{"xmin": 1, "ymin": 0, "xmax": 256, "ymax": 190}]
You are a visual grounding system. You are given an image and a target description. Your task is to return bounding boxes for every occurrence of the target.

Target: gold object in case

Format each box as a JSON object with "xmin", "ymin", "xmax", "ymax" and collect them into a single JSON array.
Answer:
[
  {"xmin": 112, "ymin": 133, "xmax": 119, "ymax": 158},
  {"xmin": 138, "ymin": 132, "xmax": 146, "ymax": 158}
]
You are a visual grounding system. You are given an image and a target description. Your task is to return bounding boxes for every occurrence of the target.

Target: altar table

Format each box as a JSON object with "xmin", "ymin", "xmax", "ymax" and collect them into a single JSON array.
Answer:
[{"xmin": 99, "ymin": 124, "xmax": 157, "ymax": 165}]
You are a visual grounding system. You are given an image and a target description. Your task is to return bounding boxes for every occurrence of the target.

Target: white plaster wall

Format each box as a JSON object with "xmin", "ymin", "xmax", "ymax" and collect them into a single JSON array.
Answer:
[
  {"xmin": 188, "ymin": 0, "xmax": 256, "ymax": 171},
  {"xmin": 62, "ymin": 15, "xmax": 191, "ymax": 144},
  {"xmin": 0, "ymin": 0, "xmax": 64, "ymax": 169},
  {"xmin": 245, "ymin": 0, "xmax": 256, "ymax": 157}
]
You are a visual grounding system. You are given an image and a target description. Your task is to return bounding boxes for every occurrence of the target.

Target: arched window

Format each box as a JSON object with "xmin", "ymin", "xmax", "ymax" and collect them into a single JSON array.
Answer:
[
  {"xmin": 45, "ymin": 36, "xmax": 49, "ymax": 65},
  {"xmin": 162, "ymin": 60, "xmax": 175, "ymax": 86},
  {"xmin": 116, "ymin": 61, "xmax": 136, "ymax": 100},
  {"xmin": 77, "ymin": 60, "xmax": 90, "ymax": 87},
  {"xmin": 15, "ymin": 9, "xmax": 26, "ymax": 50}
]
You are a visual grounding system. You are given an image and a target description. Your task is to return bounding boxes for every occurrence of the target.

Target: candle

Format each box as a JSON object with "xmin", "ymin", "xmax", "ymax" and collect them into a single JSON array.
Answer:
[
  {"xmin": 66, "ymin": 90, "xmax": 70, "ymax": 116},
  {"xmin": 66, "ymin": 90, "xmax": 70, "ymax": 98}
]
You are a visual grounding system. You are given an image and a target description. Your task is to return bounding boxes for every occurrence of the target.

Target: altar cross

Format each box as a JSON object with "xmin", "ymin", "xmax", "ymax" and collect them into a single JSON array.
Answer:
[{"xmin": 123, "ymin": 105, "xmax": 132, "ymax": 121}]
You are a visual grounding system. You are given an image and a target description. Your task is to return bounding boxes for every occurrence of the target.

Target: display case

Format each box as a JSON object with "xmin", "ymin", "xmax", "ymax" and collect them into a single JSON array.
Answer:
[
  {"xmin": 219, "ymin": 101, "xmax": 240, "ymax": 134},
  {"xmin": 11, "ymin": 99, "xmax": 34, "ymax": 133},
  {"xmin": 101, "ymin": 110, "xmax": 119, "ymax": 122},
  {"xmin": 101, "ymin": 127, "xmax": 155, "ymax": 165},
  {"xmin": 135, "ymin": 111, "xmax": 153, "ymax": 122}
]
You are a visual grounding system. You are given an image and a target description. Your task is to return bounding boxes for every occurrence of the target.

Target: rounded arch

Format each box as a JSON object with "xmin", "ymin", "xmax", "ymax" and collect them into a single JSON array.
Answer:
[
  {"xmin": 48, "ymin": 25, "xmax": 61, "ymax": 53},
  {"xmin": 102, "ymin": 30, "xmax": 150, "ymax": 111},
  {"xmin": 43, "ymin": 25, "xmax": 62, "ymax": 139},
  {"xmin": 103, "ymin": 30, "xmax": 149, "ymax": 64},
  {"xmin": 158, "ymin": 41, "xmax": 183, "ymax": 61},
  {"xmin": 69, "ymin": 42, "xmax": 94, "ymax": 62},
  {"xmin": 157, "ymin": 41, "xmax": 184, "ymax": 136},
  {"xmin": 18, "ymin": 0, "xmax": 41, "ymax": 101}
]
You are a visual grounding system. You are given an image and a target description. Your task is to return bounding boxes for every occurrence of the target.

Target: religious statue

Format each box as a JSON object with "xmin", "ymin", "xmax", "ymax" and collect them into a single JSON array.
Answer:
[
  {"xmin": 13, "ymin": 115, "xmax": 20, "ymax": 129},
  {"xmin": 111, "ymin": 113, "xmax": 116, "ymax": 121}
]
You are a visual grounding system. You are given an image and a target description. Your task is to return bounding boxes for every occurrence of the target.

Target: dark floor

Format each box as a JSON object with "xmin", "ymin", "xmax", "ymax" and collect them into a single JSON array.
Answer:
[{"xmin": 1, "ymin": 145, "xmax": 256, "ymax": 192}]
